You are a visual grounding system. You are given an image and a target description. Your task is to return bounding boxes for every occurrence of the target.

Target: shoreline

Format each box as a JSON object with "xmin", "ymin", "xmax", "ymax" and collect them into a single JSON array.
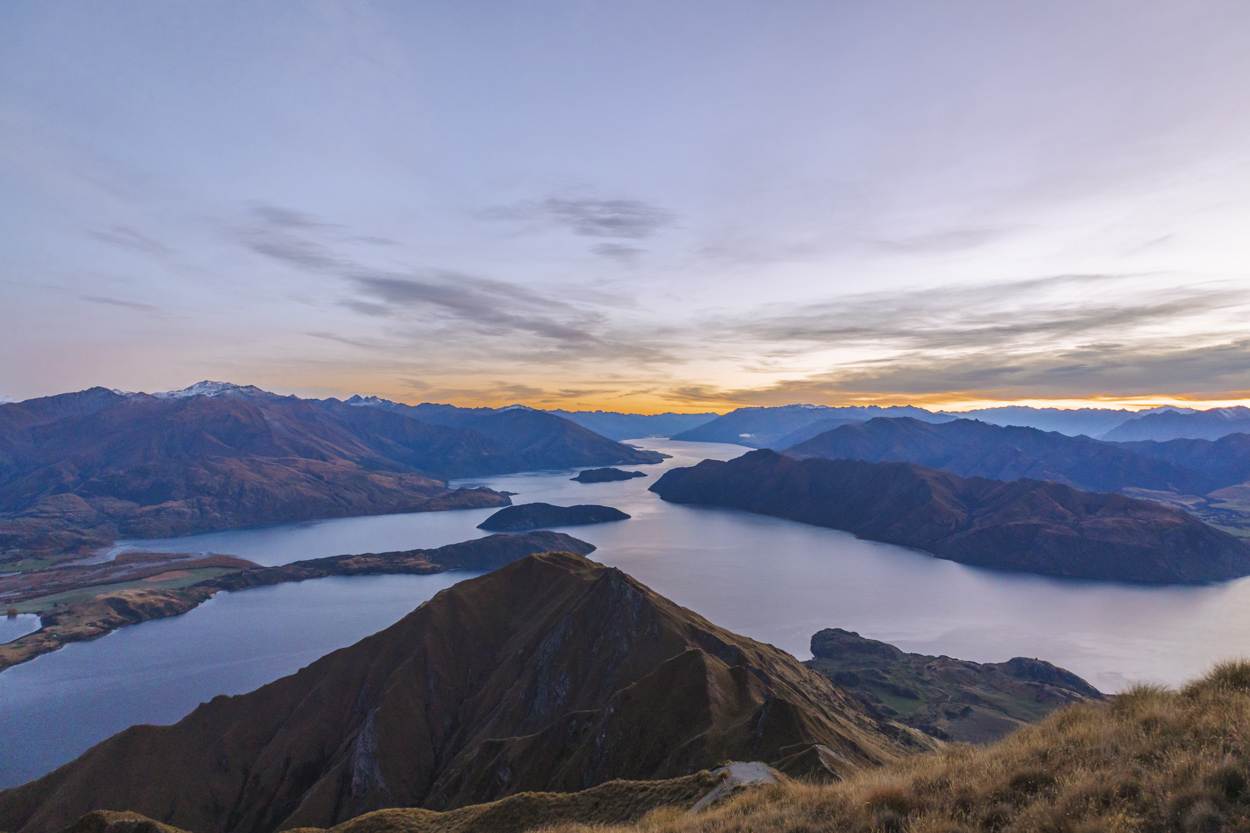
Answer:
[{"xmin": 0, "ymin": 531, "xmax": 593, "ymax": 673}]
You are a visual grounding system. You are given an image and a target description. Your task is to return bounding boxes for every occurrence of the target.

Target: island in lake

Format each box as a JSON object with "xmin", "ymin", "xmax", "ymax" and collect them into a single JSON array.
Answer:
[
  {"xmin": 477, "ymin": 502, "xmax": 631, "ymax": 531},
  {"xmin": 571, "ymin": 467, "xmax": 648, "ymax": 483}
]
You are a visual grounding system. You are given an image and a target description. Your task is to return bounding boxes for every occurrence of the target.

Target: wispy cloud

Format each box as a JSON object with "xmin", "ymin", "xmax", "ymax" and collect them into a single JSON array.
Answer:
[
  {"xmin": 347, "ymin": 270, "xmax": 604, "ymax": 344},
  {"xmin": 868, "ymin": 226, "xmax": 1010, "ymax": 254},
  {"xmin": 235, "ymin": 202, "xmax": 675, "ymax": 367},
  {"xmin": 668, "ymin": 274, "xmax": 1250, "ymax": 406},
  {"xmin": 716, "ymin": 273, "xmax": 1238, "ymax": 353},
  {"xmin": 482, "ymin": 196, "xmax": 673, "ymax": 239},
  {"xmin": 81, "ymin": 294, "xmax": 161, "ymax": 313},
  {"xmin": 591, "ymin": 242, "xmax": 644, "ymax": 265},
  {"xmin": 88, "ymin": 225, "xmax": 171, "ymax": 257},
  {"xmin": 480, "ymin": 194, "xmax": 673, "ymax": 262}
]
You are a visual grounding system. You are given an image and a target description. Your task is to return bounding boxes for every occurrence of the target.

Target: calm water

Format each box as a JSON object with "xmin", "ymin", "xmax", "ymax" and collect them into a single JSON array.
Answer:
[
  {"xmin": 0, "ymin": 614, "xmax": 39, "ymax": 644},
  {"xmin": 0, "ymin": 573, "xmax": 468, "ymax": 788},
  {"xmin": 4, "ymin": 438, "xmax": 1250, "ymax": 788}
]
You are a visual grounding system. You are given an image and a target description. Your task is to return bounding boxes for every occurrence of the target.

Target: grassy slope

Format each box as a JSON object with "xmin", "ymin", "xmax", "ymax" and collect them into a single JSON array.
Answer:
[
  {"xmin": 55, "ymin": 663, "xmax": 1250, "ymax": 833},
  {"xmin": 543, "ymin": 662, "xmax": 1250, "ymax": 833}
]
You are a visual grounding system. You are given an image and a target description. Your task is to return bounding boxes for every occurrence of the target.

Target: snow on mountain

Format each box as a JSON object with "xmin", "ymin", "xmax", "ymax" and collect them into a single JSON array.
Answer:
[{"xmin": 150, "ymin": 381, "xmax": 269, "ymax": 399}]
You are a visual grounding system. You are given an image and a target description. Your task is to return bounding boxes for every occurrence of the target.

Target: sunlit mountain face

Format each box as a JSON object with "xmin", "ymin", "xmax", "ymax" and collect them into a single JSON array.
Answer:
[{"xmin": 3, "ymin": 4, "xmax": 1249, "ymax": 412}]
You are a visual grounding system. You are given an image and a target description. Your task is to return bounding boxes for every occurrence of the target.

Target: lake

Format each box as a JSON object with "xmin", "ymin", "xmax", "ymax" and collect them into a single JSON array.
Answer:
[
  {"xmin": 4, "ymin": 437, "xmax": 1250, "ymax": 788},
  {"xmin": 0, "ymin": 614, "xmax": 39, "ymax": 645}
]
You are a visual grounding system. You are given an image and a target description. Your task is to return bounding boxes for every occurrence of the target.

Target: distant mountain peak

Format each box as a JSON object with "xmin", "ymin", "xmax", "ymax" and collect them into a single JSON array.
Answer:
[
  {"xmin": 150, "ymin": 380, "xmax": 270, "ymax": 399},
  {"xmin": 344, "ymin": 394, "xmax": 394, "ymax": 407}
]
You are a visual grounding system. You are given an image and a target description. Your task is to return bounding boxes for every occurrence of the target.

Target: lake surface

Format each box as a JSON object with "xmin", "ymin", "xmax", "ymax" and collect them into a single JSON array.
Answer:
[
  {"xmin": 5, "ymin": 437, "xmax": 1250, "ymax": 788},
  {"xmin": 0, "ymin": 613, "xmax": 39, "ymax": 645},
  {"xmin": 0, "ymin": 573, "xmax": 468, "ymax": 788}
]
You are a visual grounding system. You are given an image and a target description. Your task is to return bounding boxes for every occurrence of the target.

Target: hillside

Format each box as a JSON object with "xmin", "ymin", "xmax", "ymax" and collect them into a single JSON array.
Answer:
[
  {"xmin": 536, "ymin": 662, "xmax": 1250, "ymax": 833},
  {"xmin": 650, "ymin": 450, "xmax": 1250, "ymax": 582},
  {"xmin": 0, "ymin": 552, "xmax": 926, "ymax": 833},
  {"xmin": 53, "ymin": 664, "xmax": 1250, "ymax": 833},
  {"xmin": 0, "ymin": 384, "xmax": 661, "ymax": 564},
  {"xmin": 805, "ymin": 628, "xmax": 1101, "ymax": 743},
  {"xmin": 1105, "ymin": 406, "xmax": 1250, "ymax": 441}
]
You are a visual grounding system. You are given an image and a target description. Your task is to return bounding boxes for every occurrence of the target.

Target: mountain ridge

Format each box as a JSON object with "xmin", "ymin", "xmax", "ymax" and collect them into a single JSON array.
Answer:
[
  {"xmin": 0, "ymin": 551, "xmax": 927, "ymax": 833},
  {"xmin": 650, "ymin": 449, "xmax": 1250, "ymax": 583}
]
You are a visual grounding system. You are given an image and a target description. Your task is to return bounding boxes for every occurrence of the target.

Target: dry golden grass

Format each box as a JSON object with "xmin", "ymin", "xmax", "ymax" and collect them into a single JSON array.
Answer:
[
  {"xmin": 287, "ymin": 771, "xmax": 721, "ymax": 833},
  {"xmin": 541, "ymin": 661, "xmax": 1250, "ymax": 833}
]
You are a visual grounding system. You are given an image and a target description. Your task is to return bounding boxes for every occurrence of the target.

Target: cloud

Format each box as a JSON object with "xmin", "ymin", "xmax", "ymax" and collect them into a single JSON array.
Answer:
[
  {"xmin": 666, "ymin": 273, "xmax": 1250, "ymax": 407},
  {"xmin": 230, "ymin": 201, "xmax": 677, "ymax": 368},
  {"xmin": 81, "ymin": 294, "xmax": 161, "ymax": 312},
  {"xmin": 481, "ymin": 195, "xmax": 674, "ymax": 239},
  {"xmin": 720, "ymin": 273, "xmax": 1239, "ymax": 353},
  {"xmin": 88, "ymin": 225, "xmax": 171, "ymax": 257},
  {"xmin": 348, "ymin": 270, "xmax": 605, "ymax": 345},
  {"xmin": 490, "ymin": 381, "xmax": 547, "ymax": 401},
  {"xmin": 869, "ymin": 227, "xmax": 1009, "ymax": 254},
  {"xmin": 353, "ymin": 234, "xmax": 398, "ymax": 247},
  {"xmin": 591, "ymin": 242, "xmax": 644, "ymax": 264},
  {"xmin": 237, "ymin": 204, "xmax": 343, "ymax": 272},
  {"xmin": 665, "ymin": 334, "xmax": 1250, "ymax": 408},
  {"xmin": 249, "ymin": 202, "xmax": 335, "ymax": 230}
]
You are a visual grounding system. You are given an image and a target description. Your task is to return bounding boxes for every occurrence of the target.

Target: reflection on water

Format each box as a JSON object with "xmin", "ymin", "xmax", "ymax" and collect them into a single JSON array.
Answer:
[
  {"xmin": 0, "ymin": 613, "xmax": 39, "ymax": 645},
  {"xmin": 0, "ymin": 573, "xmax": 467, "ymax": 788},
  {"xmin": 4, "ymin": 438, "xmax": 1250, "ymax": 788}
]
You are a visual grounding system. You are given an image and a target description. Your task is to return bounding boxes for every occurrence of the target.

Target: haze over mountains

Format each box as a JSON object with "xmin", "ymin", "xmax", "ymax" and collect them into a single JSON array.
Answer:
[
  {"xmin": 1104, "ymin": 406, "xmax": 1250, "ymax": 442},
  {"xmin": 671, "ymin": 402, "xmax": 1243, "ymax": 448}
]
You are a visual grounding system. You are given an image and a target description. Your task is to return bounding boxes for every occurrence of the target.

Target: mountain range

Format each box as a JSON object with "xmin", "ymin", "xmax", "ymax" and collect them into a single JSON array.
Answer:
[
  {"xmin": 783, "ymin": 416, "xmax": 1250, "ymax": 535},
  {"xmin": 0, "ymin": 384, "xmax": 660, "ymax": 564},
  {"xmin": 785, "ymin": 417, "xmax": 1247, "ymax": 494},
  {"xmin": 0, "ymin": 551, "xmax": 932, "ymax": 833},
  {"xmin": 671, "ymin": 405, "xmax": 950, "ymax": 447},
  {"xmin": 650, "ymin": 449, "xmax": 1250, "ymax": 582},
  {"xmin": 548, "ymin": 410, "xmax": 717, "ymax": 440},
  {"xmin": 1104, "ymin": 405, "xmax": 1250, "ymax": 442},
  {"xmin": 671, "ymin": 403, "xmax": 1244, "ymax": 447}
]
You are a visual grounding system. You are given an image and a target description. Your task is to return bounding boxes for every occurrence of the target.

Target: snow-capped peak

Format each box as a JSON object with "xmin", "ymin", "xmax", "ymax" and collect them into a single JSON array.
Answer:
[
  {"xmin": 345, "ymin": 394, "xmax": 393, "ymax": 407},
  {"xmin": 151, "ymin": 381, "xmax": 266, "ymax": 399}
]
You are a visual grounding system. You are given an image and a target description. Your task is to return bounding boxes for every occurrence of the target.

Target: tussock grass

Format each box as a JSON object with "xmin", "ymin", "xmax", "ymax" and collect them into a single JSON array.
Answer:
[{"xmin": 542, "ymin": 661, "xmax": 1250, "ymax": 833}]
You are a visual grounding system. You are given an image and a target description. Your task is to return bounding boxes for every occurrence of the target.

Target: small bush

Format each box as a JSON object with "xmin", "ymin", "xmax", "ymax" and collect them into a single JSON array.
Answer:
[{"xmin": 1187, "ymin": 660, "xmax": 1250, "ymax": 696}]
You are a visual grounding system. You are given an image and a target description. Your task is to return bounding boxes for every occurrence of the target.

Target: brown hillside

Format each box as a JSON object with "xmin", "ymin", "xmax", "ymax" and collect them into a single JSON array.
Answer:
[
  {"xmin": 0, "ymin": 552, "xmax": 926, "ymax": 833},
  {"xmin": 53, "ymin": 665, "xmax": 1250, "ymax": 833}
]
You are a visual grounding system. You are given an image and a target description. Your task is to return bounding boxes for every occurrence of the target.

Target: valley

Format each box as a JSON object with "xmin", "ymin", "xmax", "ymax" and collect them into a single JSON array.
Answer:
[
  {"xmin": 11, "ymin": 437, "xmax": 1250, "ymax": 793},
  {"xmin": 12, "ymin": 8, "xmax": 1250, "ymax": 829}
]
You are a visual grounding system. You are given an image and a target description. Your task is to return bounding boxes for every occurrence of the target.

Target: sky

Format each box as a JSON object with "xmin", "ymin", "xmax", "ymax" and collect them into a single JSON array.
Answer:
[{"xmin": 3, "ymin": 1, "xmax": 1250, "ymax": 413}]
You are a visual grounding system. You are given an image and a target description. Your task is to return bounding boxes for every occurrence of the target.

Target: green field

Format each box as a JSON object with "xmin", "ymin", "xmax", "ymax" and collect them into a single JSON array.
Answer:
[{"xmin": 13, "ymin": 568, "xmax": 240, "ymax": 614}]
